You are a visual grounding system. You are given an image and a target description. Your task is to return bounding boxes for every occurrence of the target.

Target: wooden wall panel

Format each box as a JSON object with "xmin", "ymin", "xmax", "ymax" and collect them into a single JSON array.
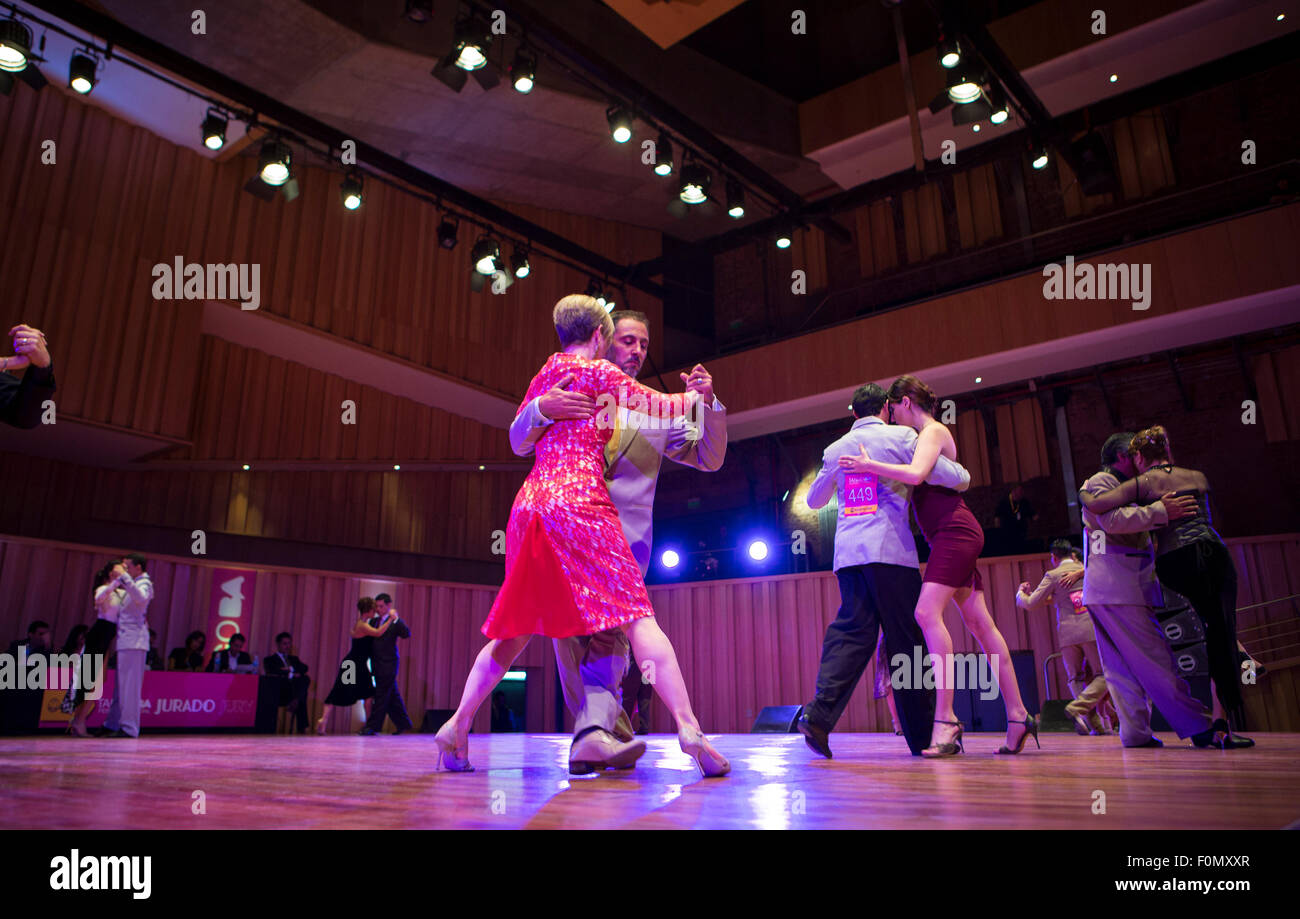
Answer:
[
  {"xmin": 5, "ymin": 533, "xmax": 1292, "ymax": 735},
  {"xmin": 996, "ymin": 398, "xmax": 1051, "ymax": 483},
  {"xmin": 0, "ymin": 75, "xmax": 663, "ymax": 438}
]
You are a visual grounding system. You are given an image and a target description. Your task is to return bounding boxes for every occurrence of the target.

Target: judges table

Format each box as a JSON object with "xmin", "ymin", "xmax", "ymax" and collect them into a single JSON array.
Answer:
[{"xmin": 0, "ymin": 672, "xmax": 287, "ymax": 733}]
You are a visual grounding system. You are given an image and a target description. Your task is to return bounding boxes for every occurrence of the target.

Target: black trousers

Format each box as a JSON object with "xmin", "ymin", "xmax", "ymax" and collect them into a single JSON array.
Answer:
[
  {"xmin": 805, "ymin": 563, "xmax": 935, "ymax": 756},
  {"xmin": 1156, "ymin": 541, "xmax": 1243, "ymax": 716},
  {"xmin": 276, "ymin": 676, "xmax": 311, "ymax": 731},
  {"xmin": 365, "ymin": 663, "xmax": 413, "ymax": 732}
]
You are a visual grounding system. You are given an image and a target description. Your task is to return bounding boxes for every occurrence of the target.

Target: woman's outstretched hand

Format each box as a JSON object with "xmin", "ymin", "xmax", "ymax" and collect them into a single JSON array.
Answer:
[{"xmin": 837, "ymin": 445, "xmax": 875, "ymax": 474}]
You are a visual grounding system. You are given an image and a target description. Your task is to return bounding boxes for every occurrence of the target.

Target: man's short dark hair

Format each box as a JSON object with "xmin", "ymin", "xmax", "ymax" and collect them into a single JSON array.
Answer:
[
  {"xmin": 1100, "ymin": 432, "xmax": 1136, "ymax": 467},
  {"xmin": 28, "ymin": 620, "xmax": 50, "ymax": 635},
  {"xmin": 610, "ymin": 309, "xmax": 648, "ymax": 328},
  {"xmin": 375, "ymin": 593, "xmax": 392, "ymax": 605},
  {"xmin": 125, "ymin": 553, "xmax": 147, "ymax": 571},
  {"xmin": 1049, "ymin": 538, "xmax": 1074, "ymax": 559},
  {"xmin": 230, "ymin": 633, "xmax": 246, "ymax": 644},
  {"xmin": 851, "ymin": 383, "xmax": 888, "ymax": 419},
  {"xmin": 275, "ymin": 631, "xmax": 292, "ymax": 644}
]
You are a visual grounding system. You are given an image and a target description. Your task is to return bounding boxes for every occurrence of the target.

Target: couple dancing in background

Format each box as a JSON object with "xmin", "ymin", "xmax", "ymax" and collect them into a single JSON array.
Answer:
[
  {"xmin": 815, "ymin": 375, "xmax": 1037, "ymax": 757},
  {"xmin": 317, "ymin": 594, "xmax": 410, "ymax": 735},
  {"xmin": 435, "ymin": 295, "xmax": 729, "ymax": 778}
]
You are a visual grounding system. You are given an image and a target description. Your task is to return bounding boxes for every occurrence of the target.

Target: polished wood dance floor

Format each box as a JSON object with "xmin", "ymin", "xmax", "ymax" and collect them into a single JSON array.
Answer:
[{"xmin": 2, "ymin": 732, "xmax": 1296, "ymax": 830}]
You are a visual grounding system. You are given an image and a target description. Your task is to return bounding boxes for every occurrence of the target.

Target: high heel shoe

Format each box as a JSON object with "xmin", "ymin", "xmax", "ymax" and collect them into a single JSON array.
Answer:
[
  {"xmin": 921, "ymin": 720, "xmax": 963, "ymax": 757},
  {"xmin": 314, "ymin": 717, "xmax": 327, "ymax": 736},
  {"xmin": 434, "ymin": 722, "xmax": 475, "ymax": 772},
  {"xmin": 679, "ymin": 727, "xmax": 729, "ymax": 777},
  {"xmin": 996, "ymin": 714, "xmax": 1040, "ymax": 755}
]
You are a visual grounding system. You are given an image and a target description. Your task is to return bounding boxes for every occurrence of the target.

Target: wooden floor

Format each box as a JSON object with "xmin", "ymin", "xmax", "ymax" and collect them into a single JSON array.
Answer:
[{"xmin": 2, "ymin": 732, "xmax": 1297, "ymax": 830}]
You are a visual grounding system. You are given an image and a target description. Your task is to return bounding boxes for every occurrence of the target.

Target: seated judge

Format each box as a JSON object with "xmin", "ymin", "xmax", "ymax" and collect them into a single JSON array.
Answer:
[
  {"xmin": 0, "ymin": 324, "xmax": 56, "ymax": 430},
  {"xmin": 264, "ymin": 632, "xmax": 312, "ymax": 733},
  {"xmin": 168, "ymin": 631, "xmax": 207, "ymax": 672},
  {"xmin": 206, "ymin": 633, "xmax": 254, "ymax": 673}
]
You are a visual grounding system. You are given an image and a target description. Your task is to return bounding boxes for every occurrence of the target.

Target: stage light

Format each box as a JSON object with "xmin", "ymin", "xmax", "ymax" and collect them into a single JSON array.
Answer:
[
  {"xmin": 510, "ymin": 48, "xmax": 536, "ymax": 93},
  {"xmin": 661, "ymin": 549, "xmax": 680, "ymax": 569},
  {"xmin": 258, "ymin": 139, "xmax": 292, "ymax": 186},
  {"xmin": 394, "ymin": 464, "xmax": 401, "ymax": 470},
  {"xmin": 775, "ymin": 225, "xmax": 792, "ymax": 249},
  {"xmin": 510, "ymin": 248, "xmax": 530, "ymax": 278},
  {"xmin": 988, "ymin": 86, "xmax": 1009, "ymax": 124},
  {"xmin": 242, "ymin": 464, "xmax": 250, "ymax": 471},
  {"xmin": 0, "ymin": 19, "xmax": 32, "ymax": 73},
  {"xmin": 975, "ymin": 376, "xmax": 983, "ymax": 383},
  {"xmin": 654, "ymin": 133, "xmax": 674, "ymax": 176},
  {"xmin": 679, "ymin": 163, "xmax": 710, "ymax": 204},
  {"xmin": 404, "ymin": 0, "xmax": 434, "ymax": 22},
  {"xmin": 946, "ymin": 68, "xmax": 982, "ymax": 104},
  {"xmin": 938, "ymin": 36, "xmax": 961, "ymax": 69},
  {"xmin": 501, "ymin": 670, "xmax": 526, "ymax": 681},
  {"xmin": 605, "ymin": 292, "xmax": 616, "ymax": 310},
  {"xmin": 748, "ymin": 539, "xmax": 769, "ymax": 561},
  {"xmin": 607, "ymin": 106, "xmax": 633, "ymax": 144},
  {"xmin": 472, "ymin": 236, "xmax": 501, "ymax": 275},
  {"xmin": 69, "ymin": 52, "xmax": 96, "ymax": 94},
  {"xmin": 340, "ymin": 172, "xmax": 363, "ymax": 210},
  {"xmin": 478, "ymin": 464, "xmax": 486, "ymax": 471},
  {"xmin": 201, "ymin": 110, "xmax": 227, "ymax": 150},
  {"xmin": 437, "ymin": 216, "xmax": 460, "ymax": 249},
  {"xmin": 1031, "ymin": 146, "xmax": 1050, "ymax": 170},
  {"xmin": 972, "ymin": 124, "xmax": 980, "ymax": 132},
  {"xmin": 585, "ymin": 279, "xmax": 605, "ymax": 306},
  {"xmin": 726, "ymin": 180, "xmax": 745, "ymax": 218},
  {"xmin": 1109, "ymin": 73, "xmax": 1118, "ymax": 83},
  {"xmin": 453, "ymin": 18, "xmax": 490, "ymax": 71}
]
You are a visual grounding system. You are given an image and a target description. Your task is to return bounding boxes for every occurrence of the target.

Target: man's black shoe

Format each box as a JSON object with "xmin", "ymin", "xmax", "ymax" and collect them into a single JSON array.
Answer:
[
  {"xmin": 1130, "ymin": 736, "xmax": 1164, "ymax": 748},
  {"xmin": 796, "ymin": 712, "xmax": 832, "ymax": 759},
  {"xmin": 107, "ymin": 730, "xmax": 136, "ymax": 738},
  {"xmin": 358, "ymin": 728, "xmax": 378, "ymax": 736},
  {"xmin": 1193, "ymin": 719, "xmax": 1255, "ymax": 749}
]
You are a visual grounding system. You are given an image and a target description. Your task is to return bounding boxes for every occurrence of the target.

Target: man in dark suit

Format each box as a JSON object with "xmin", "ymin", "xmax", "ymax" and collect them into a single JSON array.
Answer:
[
  {"xmin": 207, "ymin": 633, "xmax": 254, "ymax": 673},
  {"xmin": 360, "ymin": 593, "xmax": 412, "ymax": 735},
  {"xmin": 0, "ymin": 324, "xmax": 55, "ymax": 429},
  {"xmin": 264, "ymin": 632, "xmax": 311, "ymax": 732}
]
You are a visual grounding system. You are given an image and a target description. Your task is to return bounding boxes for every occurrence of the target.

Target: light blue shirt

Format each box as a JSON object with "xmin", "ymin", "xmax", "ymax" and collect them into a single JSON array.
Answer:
[{"xmin": 807, "ymin": 416, "xmax": 971, "ymax": 572}]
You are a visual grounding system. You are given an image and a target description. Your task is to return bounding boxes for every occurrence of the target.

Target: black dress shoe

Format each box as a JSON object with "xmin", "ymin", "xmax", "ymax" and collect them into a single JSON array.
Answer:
[
  {"xmin": 358, "ymin": 728, "xmax": 378, "ymax": 736},
  {"xmin": 1130, "ymin": 736, "xmax": 1164, "ymax": 748},
  {"xmin": 1193, "ymin": 719, "xmax": 1255, "ymax": 749},
  {"xmin": 796, "ymin": 713, "xmax": 832, "ymax": 759},
  {"xmin": 107, "ymin": 730, "xmax": 137, "ymax": 738}
]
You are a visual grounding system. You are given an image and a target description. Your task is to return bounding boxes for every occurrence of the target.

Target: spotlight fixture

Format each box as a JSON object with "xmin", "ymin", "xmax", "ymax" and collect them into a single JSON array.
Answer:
[
  {"xmin": 775, "ymin": 223, "xmax": 793, "ymax": 249},
  {"xmin": 471, "ymin": 236, "xmax": 501, "ymax": 275},
  {"xmin": 679, "ymin": 163, "xmax": 710, "ymax": 205},
  {"xmin": 726, "ymin": 180, "xmax": 745, "ymax": 218},
  {"xmin": 437, "ymin": 215, "xmax": 460, "ymax": 249},
  {"xmin": 1031, "ymin": 146, "xmax": 1050, "ymax": 171},
  {"xmin": 607, "ymin": 106, "xmax": 633, "ymax": 144},
  {"xmin": 340, "ymin": 171, "xmax": 364, "ymax": 210},
  {"xmin": 403, "ymin": 0, "xmax": 434, "ymax": 22},
  {"xmin": 510, "ymin": 47, "xmax": 536, "ymax": 94},
  {"xmin": 952, "ymin": 95, "xmax": 991, "ymax": 126},
  {"xmin": 946, "ymin": 67, "xmax": 982, "ymax": 104},
  {"xmin": 68, "ymin": 51, "xmax": 95, "ymax": 94},
  {"xmin": 747, "ymin": 539, "xmax": 769, "ymax": 562},
  {"xmin": 453, "ymin": 17, "xmax": 490, "ymax": 71},
  {"xmin": 988, "ymin": 86, "xmax": 1009, "ymax": 124},
  {"xmin": 653, "ymin": 133, "xmax": 674, "ymax": 176},
  {"xmin": 0, "ymin": 18, "xmax": 32, "ymax": 73},
  {"xmin": 510, "ymin": 248, "xmax": 530, "ymax": 279},
  {"xmin": 938, "ymin": 35, "xmax": 961, "ymax": 69},
  {"xmin": 258, "ymin": 138, "xmax": 292, "ymax": 186},
  {"xmin": 661, "ymin": 549, "xmax": 680, "ymax": 569},
  {"xmin": 200, "ymin": 109, "xmax": 227, "ymax": 150}
]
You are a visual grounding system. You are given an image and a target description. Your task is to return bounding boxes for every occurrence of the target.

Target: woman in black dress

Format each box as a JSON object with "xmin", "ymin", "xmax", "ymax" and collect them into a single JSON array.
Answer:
[
  {"xmin": 65, "ymin": 559, "xmax": 125, "ymax": 735},
  {"xmin": 316, "ymin": 597, "xmax": 397, "ymax": 734}
]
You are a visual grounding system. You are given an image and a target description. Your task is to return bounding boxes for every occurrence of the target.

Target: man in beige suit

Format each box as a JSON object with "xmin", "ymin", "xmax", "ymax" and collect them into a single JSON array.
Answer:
[
  {"xmin": 510, "ymin": 309, "xmax": 727, "ymax": 774},
  {"xmin": 1079, "ymin": 433, "xmax": 1250, "ymax": 749}
]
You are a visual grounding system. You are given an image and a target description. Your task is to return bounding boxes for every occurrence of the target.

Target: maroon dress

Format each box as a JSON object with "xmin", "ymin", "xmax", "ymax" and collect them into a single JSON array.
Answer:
[{"xmin": 913, "ymin": 482, "xmax": 985, "ymax": 591}]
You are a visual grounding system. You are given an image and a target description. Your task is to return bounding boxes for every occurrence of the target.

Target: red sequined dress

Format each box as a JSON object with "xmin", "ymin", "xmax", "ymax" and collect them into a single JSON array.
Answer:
[{"xmin": 482, "ymin": 352, "xmax": 695, "ymax": 640}]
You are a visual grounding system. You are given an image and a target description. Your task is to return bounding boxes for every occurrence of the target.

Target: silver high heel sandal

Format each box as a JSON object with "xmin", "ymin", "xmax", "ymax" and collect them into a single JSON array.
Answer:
[
  {"xmin": 679, "ymin": 727, "xmax": 730, "ymax": 777},
  {"xmin": 434, "ymin": 722, "xmax": 475, "ymax": 772}
]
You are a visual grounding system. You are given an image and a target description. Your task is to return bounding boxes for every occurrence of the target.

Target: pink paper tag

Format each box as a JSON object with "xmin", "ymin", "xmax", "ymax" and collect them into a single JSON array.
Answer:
[
  {"xmin": 843, "ymin": 472, "xmax": 879, "ymax": 516},
  {"xmin": 1068, "ymin": 589, "xmax": 1087, "ymax": 614}
]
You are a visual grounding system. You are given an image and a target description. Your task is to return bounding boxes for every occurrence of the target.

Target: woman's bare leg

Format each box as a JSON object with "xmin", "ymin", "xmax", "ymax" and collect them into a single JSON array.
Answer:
[
  {"xmin": 445, "ymin": 636, "xmax": 532, "ymax": 746},
  {"xmin": 953, "ymin": 589, "xmax": 1030, "ymax": 743},
  {"xmin": 621, "ymin": 617, "xmax": 700, "ymax": 733},
  {"xmin": 914, "ymin": 581, "xmax": 960, "ymax": 747}
]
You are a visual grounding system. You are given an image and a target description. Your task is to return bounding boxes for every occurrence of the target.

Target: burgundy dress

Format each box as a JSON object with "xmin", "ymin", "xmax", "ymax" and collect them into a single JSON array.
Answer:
[
  {"xmin": 481, "ymin": 353, "xmax": 693, "ymax": 640},
  {"xmin": 913, "ymin": 482, "xmax": 985, "ymax": 591}
]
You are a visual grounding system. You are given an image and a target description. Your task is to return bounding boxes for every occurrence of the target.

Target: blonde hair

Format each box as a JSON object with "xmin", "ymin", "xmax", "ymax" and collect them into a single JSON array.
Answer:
[
  {"xmin": 553, "ymin": 294, "xmax": 613, "ymax": 348},
  {"xmin": 1130, "ymin": 425, "xmax": 1172, "ymax": 464}
]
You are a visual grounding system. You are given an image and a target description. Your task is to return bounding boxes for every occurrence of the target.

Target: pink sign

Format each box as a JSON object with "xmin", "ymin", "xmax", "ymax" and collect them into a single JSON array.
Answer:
[
  {"xmin": 207, "ymin": 567, "xmax": 257, "ymax": 656},
  {"xmin": 39, "ymin": 672, "xmax": 260, "ymax": 728},
  {"xmin": 842, "ymin": 472, "xmax": 879, "ymax": 516}
]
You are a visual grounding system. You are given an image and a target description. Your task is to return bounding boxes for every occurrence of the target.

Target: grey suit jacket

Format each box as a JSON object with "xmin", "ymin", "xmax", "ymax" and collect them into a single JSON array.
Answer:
[
  {"xmin": 368, "ymin": 616, "xmax": 410, "ymax": 668},
  {"xmin": 1079, "ymin": 468, "xmax": 1170, "ymax": 608},
  {"xmin": 510, "ymin": 392, "xmax": 727, "ymax": 576},
  {"xmin": 806, "ymin": 416, "xmax": 970, "ymax": 572}
]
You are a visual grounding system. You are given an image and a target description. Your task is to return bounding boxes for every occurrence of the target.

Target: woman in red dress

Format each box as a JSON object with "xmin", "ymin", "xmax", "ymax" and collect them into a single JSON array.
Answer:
[
  {"xmin": 434, "ymin": 294, "xmax": 729, "ymax": 777},
  {"xmin": 838, "ymin": 375, "xmax": 1036, "ymax": 757}
]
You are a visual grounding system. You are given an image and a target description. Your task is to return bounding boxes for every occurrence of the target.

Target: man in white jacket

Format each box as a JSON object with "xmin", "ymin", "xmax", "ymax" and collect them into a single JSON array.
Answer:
[{"xmin": 100, "ymin": 553, "xmax": 154, "ymax": 738}]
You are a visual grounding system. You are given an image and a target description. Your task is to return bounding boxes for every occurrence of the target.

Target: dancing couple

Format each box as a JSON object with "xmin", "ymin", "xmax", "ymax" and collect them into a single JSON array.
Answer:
[
  {"xmin": 806, "ymin": 375, "xmax": 1037, "ymax": 757},
  {"xmin": 434, "ymin": 294, "xmax": 728, "ymax": 777},
  {"xmin": 316, "ymin": 596, "xmax": 402, "ymax": 734}
]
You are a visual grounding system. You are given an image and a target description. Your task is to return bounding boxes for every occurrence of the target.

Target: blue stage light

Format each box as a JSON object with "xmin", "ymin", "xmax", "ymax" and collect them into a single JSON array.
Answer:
[
  {"xmin": 747, "ymin": 540, "xmax": 769, "ymax": 561},
  {"xmin": 661, "ymin": 549, "xmax": 680, "ymax": 569}
]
